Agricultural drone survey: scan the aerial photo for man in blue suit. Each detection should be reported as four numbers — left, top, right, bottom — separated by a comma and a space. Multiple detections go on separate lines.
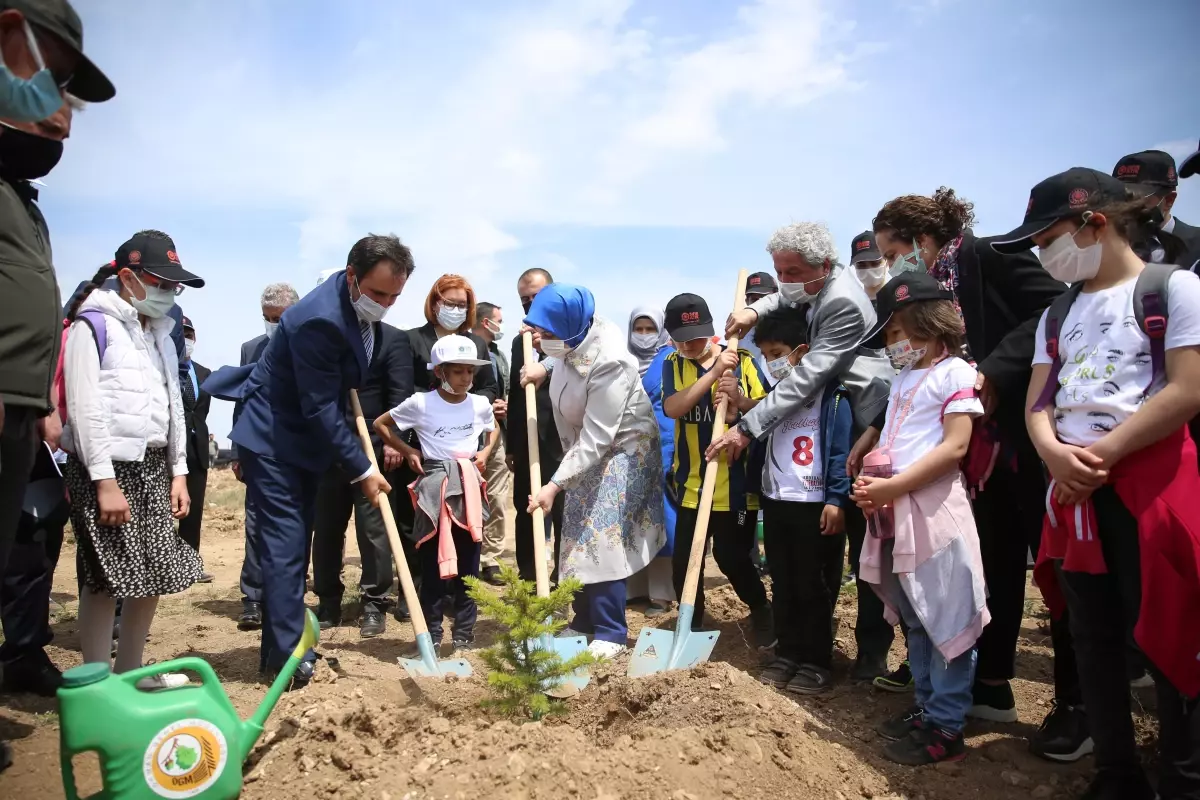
205, 235, 412, 686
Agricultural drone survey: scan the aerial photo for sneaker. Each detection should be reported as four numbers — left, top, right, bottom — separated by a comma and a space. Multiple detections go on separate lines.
587, 640, 626, 659
749, 604, 777, 650
873, 661, 914, 694
851, 656, 888, 682
842, 571, 856, 585
1079, 772, 1155, 800
644, 601, 669, 618
359, 610, 386, 638
315, 598, 341, 630
480, 565, 504, 587
876, 706, 927, 741
786, 664, 833, 696
452, 637, 476, 653
136, 672, 191, 691
1, 650, 63, 697
968, 681, 1019, 723
883, 726, 966, 766
759, 657, 800, 689
1029, 701, 1094, 763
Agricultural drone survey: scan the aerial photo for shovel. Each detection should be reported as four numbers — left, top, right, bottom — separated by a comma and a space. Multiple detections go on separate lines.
629, 268, 749, 677
350, 390, 471, 679
522, 330, 590, 696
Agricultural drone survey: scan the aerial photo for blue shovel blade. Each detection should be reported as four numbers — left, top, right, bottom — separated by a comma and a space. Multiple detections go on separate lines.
628, 619, 719, 677
397, 632, 473, 679
526, 634, 591, 693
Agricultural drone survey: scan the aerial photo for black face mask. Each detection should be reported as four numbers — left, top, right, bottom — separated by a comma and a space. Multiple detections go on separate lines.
0, 126, 64, 181
1145, 201, 1166, 230
521, 299, 533, 314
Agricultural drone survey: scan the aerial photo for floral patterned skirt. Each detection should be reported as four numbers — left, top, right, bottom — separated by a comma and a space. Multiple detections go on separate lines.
560, 432, 666, 584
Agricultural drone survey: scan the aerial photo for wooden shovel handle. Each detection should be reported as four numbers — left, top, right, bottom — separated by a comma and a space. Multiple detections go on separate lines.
523, 331, 552, 598
679, 269, 750, 606
349, 389, 429, 638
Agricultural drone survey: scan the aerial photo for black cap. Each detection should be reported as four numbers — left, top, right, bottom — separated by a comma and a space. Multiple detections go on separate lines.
5, 0, 115, 103
1112, 150, 1177, 194
1181, 139, 1200, 180
745, 271, 777, 297
664, 293, 714, 342
850, 231, 882, 265
181, 315, 194, 332
991, 167, 1130, 255
115, 232, 205, 288
863, 272, 953, 349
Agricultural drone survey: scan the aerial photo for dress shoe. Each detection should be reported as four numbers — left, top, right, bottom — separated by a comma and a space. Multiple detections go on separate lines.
392, 599, 411, 622
265, 659, 314, 692
315, 598, 341, 630
360, 610, 386, 638
480, 565, 504, 586
1, 650, 63, 697
238, 600, 262, 631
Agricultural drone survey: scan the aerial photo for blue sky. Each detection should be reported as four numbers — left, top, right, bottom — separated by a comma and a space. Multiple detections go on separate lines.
44, 0, 1200, 442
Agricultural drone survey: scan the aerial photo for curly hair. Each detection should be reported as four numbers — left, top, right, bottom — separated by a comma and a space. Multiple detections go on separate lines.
424, 274, 477, 332
873, 187, 976, 248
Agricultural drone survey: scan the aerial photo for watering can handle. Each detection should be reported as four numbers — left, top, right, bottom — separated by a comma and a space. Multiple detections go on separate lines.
349, 389, 431, 639
679, 269, 749, 606
523, 330, 551, 599
118, 656, 222, 688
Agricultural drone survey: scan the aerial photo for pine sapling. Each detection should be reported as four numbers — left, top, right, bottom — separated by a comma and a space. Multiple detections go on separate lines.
465, 565, 596, 720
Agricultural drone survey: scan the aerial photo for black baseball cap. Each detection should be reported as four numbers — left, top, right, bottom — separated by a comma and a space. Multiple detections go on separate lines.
1112, 149, 1177, 194
745, 271, 777, 297
1181, 139, 1200, 180
181, 315, 194, 332
115, 232, 205, 288
664, 293, 714, 342
849, 231, 882, 265
991, 167, 1131, 255
5, 0, 115, 103
863, 272, 953, 349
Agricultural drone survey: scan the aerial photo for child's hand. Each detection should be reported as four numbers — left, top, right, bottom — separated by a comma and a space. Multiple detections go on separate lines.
715, 371, 742, 411
819, 504, 845, 535
1053, 480, 1097, 507
405, 450, 425, 475
1043, 442, 1107, 494
96, 478, 131, 527
853, 475, 899, 511
847, 428, 880, 476
528, 481, 561, 514
170, 475, 191, 520
715, 347, 739, 375
474, 449, 489, 474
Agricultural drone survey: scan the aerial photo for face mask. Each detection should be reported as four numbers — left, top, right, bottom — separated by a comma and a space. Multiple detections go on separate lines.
778, 275, 827, 305
184, 339, 195, 360
631, 332, 659, 351
349, 272, 388, 323
127, 274, 176, 319
484, 318, 504, 341
0, 123, 63, 180
541, 338, 571, 358
440, 379, 470, 396
264, 320, 279, 338
437, 304, 468, 331
890, 240, 927, 275
885, 338, 926, 369
1038, 224, 1102, 284
765, 346, 802, 380
1146, 199, 1166, 229
0, 21, 63, 124
858, 265, 888, 288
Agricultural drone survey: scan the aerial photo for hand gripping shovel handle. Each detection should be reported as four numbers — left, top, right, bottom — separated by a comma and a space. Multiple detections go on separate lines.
349, 390, 429, 640
522, 331, 552, 598
678, 268, 750, 608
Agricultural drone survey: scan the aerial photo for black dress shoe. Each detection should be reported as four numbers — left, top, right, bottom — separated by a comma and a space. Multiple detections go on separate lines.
265, 660, 314, 692
392, 600, 411, 622
1, 650, 63, 697
481, 565, 504, 586
360, 610, 386, 638
315, 599, 341, 630
238, 600, 262, 631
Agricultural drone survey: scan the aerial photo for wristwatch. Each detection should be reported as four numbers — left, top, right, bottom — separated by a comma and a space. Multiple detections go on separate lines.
735, 418, 753, 439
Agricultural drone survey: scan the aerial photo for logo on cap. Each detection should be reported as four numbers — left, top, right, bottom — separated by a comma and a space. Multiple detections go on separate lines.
1168, 167, 1177, 181
681, 311, 700, 323
856, 240, 870, 251
128, 250, 141, 265
167, 250, 180, 264
1117, 164, 1141, 179
1026, 195, 1034, 216
895, 285, 909, 301
1068, 188, 1089, 209
749, 276, 761, 286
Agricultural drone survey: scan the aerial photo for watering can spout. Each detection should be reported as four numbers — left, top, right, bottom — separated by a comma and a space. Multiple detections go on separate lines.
238, 610, 321, 760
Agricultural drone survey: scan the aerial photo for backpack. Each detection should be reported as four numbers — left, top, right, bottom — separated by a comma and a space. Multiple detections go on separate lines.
54, 309, 109, 424
1031, 262, 1177, 412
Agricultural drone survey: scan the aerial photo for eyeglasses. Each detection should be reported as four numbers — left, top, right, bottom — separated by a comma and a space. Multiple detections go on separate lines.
139, 271, 185, 296
440, 299, 468, 310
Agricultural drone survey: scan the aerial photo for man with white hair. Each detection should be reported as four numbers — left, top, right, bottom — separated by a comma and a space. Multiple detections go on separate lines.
709, 220, 895, 681
233, 282, 300, 631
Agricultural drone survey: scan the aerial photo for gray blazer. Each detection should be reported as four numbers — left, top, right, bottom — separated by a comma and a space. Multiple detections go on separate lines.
742, 264, 892, 437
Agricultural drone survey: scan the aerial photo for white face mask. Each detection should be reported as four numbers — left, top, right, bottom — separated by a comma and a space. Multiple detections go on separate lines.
765, 345, 802, 380
184, 339, 196, 360
440, 379, 471, 396
541, 338, 571, 358
349, 272, 389, 323
890, 240, 927, 275
885, 338, 926, 369
858, 265, 889, 288
483, 318, 504, 341
631, 332, 659, 350
778, 274, 827, 305
1038, 224, 1102, 284
127, 274, 176, 319
437, 304, 468, 331
264, 320, 280, 338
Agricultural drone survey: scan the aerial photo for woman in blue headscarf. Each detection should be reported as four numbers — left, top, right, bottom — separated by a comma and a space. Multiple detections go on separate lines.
521, 285, 666, 658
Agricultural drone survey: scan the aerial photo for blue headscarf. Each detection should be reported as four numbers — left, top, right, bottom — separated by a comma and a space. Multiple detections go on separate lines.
524, 283, 595, 349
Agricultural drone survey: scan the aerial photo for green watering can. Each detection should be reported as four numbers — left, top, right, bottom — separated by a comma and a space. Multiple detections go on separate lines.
59, 610, 319, 800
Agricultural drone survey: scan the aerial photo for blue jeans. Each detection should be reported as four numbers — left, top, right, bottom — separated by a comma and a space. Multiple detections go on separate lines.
897, 587, 977, 735
572, 579, 627, 644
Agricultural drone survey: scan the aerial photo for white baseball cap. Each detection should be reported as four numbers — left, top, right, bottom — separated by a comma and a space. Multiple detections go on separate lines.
431, 335, 490, 367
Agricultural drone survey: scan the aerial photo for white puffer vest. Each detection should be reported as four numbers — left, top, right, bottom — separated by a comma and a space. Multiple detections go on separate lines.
61, 289, 187, 476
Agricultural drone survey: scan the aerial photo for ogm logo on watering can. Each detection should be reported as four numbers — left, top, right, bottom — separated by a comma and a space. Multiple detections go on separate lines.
143, 718, 228, 798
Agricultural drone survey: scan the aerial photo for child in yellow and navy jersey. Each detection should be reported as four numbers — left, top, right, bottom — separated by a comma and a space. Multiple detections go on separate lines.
661, 293, 774, 649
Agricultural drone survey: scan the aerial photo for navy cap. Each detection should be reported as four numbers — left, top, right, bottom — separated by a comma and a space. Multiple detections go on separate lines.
992, 168, 1130, 254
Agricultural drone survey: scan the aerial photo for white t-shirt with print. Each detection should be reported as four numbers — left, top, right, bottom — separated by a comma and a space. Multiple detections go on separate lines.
388, 391, 495, 461
766, 392, 824, 502
877, 357, 983, 474
1032, 270, 1200, 447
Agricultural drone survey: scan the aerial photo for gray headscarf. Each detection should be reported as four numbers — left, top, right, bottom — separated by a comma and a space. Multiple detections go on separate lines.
627, 306, 670, 376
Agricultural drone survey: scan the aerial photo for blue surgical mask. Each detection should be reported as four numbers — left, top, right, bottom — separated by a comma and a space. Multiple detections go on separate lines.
0, 21, 64, 124
890, 240, 927, 275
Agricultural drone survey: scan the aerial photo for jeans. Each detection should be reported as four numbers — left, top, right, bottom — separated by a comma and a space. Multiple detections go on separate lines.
417, 525, 480, 642
897, 584, 977, 735
673, 507, 767, 626
571, 579, 627, 644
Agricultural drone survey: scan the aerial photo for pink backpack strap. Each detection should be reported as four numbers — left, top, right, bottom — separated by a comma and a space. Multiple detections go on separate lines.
940, 387, 977, 422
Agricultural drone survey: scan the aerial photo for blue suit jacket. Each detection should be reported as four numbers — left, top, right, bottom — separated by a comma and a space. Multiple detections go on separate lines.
204, 271, 371, 477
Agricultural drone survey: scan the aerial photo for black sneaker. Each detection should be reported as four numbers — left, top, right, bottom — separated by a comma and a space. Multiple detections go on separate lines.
264, 659, 314, 692
968, 680, 1018, 723
315, 598, 341, 630
873, 661, 914, 693
480, 565, 504, 587
1079, 771, 1155, 800
1, 650, 62, 697
452, 636, 476, 653
1029, 701, 1094, 763
851, 656, 888, 682
877, 706, 927, 741
786, 664, 833, 696
883, 726, 966, 766
237, 600, 262, 631
359, 610, 386, 639
749, 604, 777, 650
759, 657, 800, 688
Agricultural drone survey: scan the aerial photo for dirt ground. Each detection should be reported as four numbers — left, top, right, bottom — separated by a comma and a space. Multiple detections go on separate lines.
0, 469, 1156, 799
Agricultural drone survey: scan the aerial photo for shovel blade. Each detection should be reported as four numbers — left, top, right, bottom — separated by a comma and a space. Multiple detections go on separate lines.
628, 625, 719, 677
397, 632, 474, 679
547, 634, 591, 692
